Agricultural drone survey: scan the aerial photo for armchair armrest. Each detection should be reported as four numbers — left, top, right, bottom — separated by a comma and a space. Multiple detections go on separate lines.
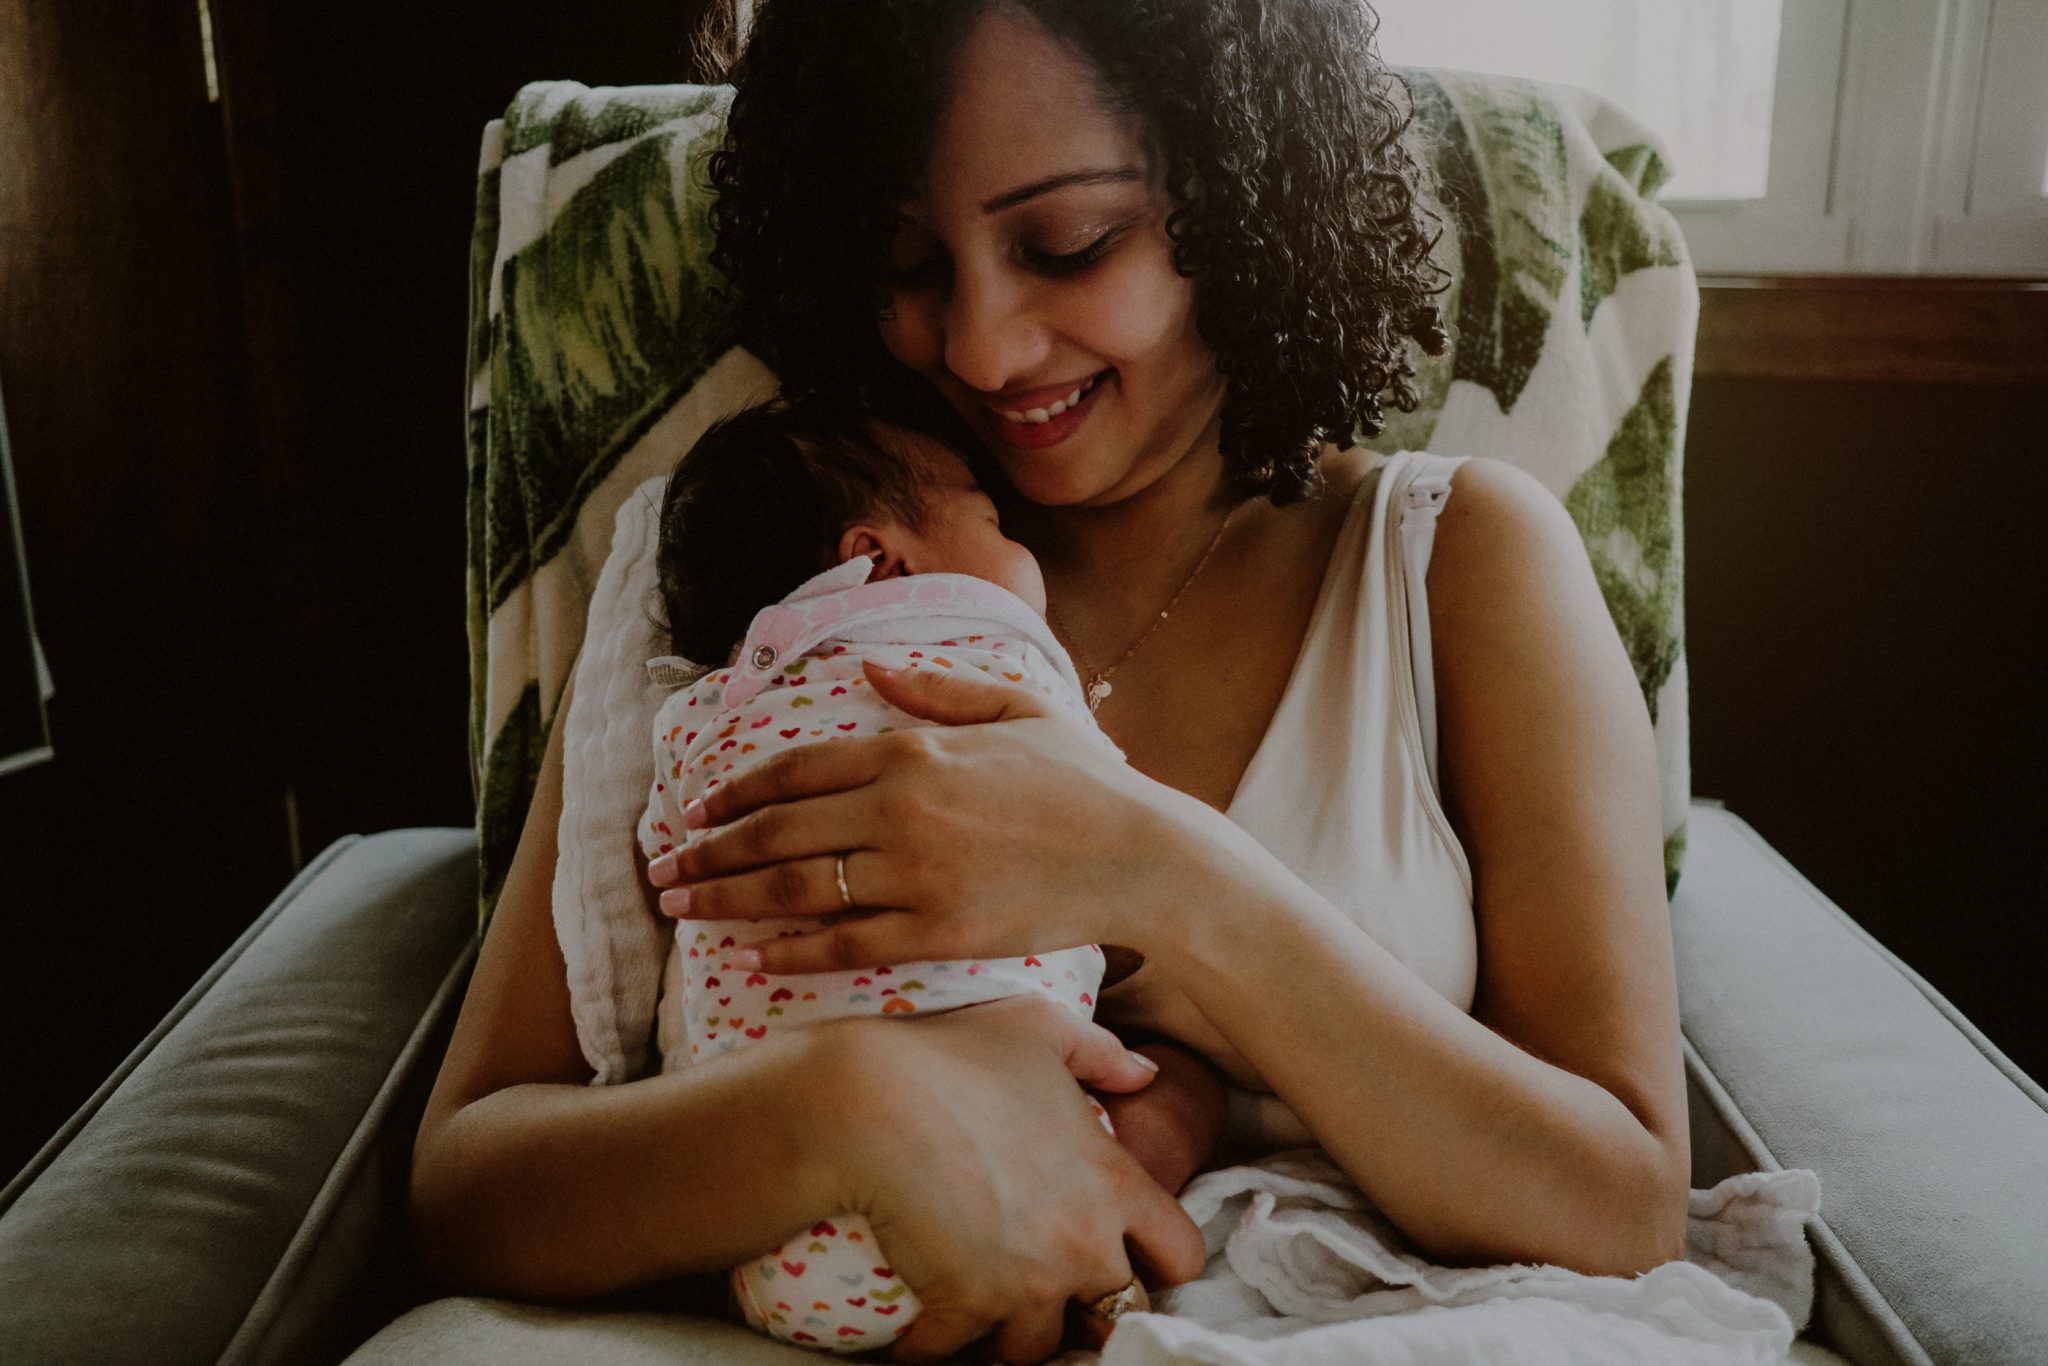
0, 827, 480, 1366
1674, 803, 2048, 1366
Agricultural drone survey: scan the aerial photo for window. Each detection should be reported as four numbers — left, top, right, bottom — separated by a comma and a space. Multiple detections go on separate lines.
1378, 0, 1784, 201
1380, 0, 2048, 276
1926, 0, 2048, 272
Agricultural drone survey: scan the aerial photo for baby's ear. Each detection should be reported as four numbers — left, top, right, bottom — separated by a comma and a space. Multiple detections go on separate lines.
838, 523, 909, 579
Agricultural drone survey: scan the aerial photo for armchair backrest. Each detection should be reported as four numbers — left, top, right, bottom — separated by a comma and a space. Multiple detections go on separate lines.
464, 70, 1697, 923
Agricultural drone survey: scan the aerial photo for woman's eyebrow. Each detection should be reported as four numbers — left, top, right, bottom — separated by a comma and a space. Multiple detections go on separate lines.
981, 167, 1142, 214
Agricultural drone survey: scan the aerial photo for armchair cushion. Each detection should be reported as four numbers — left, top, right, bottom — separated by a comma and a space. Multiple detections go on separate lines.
0, 829, 478, 1366
1676, 803, 2048, 1366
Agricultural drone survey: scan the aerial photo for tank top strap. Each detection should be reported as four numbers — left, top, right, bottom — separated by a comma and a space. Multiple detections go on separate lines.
1392, 452, 1470, 791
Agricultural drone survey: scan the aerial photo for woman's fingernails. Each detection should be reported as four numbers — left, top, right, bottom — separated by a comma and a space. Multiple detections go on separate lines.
726, 948, 763, 971
659, 888, 691, 918
1131, 1052, 1161, 1072
648, 853, 679, 886
683, 799, 708, 830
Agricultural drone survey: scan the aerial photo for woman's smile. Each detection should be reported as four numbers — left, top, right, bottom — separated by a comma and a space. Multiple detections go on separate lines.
983, 369, 1115, 449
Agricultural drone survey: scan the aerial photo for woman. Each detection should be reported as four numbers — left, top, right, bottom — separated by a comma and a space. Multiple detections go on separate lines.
409, 2, 1691, 1363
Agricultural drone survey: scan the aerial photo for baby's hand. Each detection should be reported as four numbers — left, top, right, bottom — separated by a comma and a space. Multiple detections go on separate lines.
1090, 1037, 1229, 1198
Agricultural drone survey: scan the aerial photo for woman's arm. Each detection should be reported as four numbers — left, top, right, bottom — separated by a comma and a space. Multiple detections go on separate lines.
411, 676, 1202, 1363
1135, 458, 1689, 1276
411, 678, 851, 1296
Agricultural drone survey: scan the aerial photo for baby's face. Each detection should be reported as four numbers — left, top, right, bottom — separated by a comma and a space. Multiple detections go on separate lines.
881, 429, 1047, 615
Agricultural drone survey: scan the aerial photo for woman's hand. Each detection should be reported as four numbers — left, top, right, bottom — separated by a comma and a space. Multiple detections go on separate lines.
817, 996, 1208, 1364
647, 659, 1204, 974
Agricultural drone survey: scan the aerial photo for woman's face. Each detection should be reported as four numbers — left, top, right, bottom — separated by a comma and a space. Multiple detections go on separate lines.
877, 7, 1226, 510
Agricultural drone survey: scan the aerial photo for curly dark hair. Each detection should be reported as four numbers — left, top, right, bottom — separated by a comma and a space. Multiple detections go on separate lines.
656, 397, 933, 665
701, 0, 1450, 507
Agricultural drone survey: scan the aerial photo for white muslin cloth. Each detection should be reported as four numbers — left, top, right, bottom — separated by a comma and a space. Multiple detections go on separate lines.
1076, 1149, 1836, 1366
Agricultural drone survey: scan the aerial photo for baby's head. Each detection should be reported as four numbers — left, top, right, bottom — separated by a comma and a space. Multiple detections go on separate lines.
657, 397, 1045, 665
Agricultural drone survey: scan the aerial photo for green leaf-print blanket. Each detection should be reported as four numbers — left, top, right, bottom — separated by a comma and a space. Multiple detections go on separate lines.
465, 69, 1697, 928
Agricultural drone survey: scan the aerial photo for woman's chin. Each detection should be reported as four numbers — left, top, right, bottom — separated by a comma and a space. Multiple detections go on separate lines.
991, 446, 1109, 508
1004, 462, 1130, 510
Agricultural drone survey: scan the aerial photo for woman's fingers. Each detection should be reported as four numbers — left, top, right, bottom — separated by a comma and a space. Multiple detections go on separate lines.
661, 851, 892, 926
1069, 1277, 1152, 1353
648, 735, 892, 885
987, 1300, 1072, 1365
864, 657, 1055, 725
659, 788, 881, 889
885, 1304, 992, 1365
1125, 1178, 1211, 1288
732, 907, 916, 974
1028, 1001, 1166, 1095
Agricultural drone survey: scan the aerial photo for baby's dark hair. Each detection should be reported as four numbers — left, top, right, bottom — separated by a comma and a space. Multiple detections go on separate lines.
657, 397, 932, 665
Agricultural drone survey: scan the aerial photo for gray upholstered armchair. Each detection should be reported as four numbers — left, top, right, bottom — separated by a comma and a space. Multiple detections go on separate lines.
3, 72, 2043, 1366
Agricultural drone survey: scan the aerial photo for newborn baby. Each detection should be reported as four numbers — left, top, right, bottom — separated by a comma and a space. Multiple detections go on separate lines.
639, 397, 1225, 1355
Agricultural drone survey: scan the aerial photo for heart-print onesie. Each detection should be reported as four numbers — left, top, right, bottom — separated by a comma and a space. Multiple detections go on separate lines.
639, 556, 1121, 1355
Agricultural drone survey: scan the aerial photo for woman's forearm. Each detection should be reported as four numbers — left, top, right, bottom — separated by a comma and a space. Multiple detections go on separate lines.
410, 1029, 838, 1301
1140, 808, 1684, 1278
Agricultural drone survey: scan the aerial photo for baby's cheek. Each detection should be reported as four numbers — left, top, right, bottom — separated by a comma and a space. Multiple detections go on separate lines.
1005, 543, 1048, 616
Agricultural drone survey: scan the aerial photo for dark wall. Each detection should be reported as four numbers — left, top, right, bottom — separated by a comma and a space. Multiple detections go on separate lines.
0, 0, 295, 1182
0, 0, 701, 1181
1685, 375, 2048, 1085
219, 0, 703, 860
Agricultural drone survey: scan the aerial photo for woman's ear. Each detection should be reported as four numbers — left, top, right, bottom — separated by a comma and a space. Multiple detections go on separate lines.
839, 522, 911, 579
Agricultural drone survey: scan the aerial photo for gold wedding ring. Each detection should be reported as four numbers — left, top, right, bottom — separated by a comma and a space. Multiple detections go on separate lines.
1083, 1278, 1145, 1323
834, 853, 854, 911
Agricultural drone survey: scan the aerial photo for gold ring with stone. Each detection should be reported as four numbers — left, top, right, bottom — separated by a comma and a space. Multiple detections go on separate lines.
1083, 1278, 1144, 1323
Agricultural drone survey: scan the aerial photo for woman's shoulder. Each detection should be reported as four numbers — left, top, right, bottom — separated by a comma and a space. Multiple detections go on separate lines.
1428, 456, 1593, 619
1423, 451, 1655, 836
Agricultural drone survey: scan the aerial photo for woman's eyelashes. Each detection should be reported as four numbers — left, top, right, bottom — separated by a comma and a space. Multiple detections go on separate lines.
1022, 225, 1124, 275
885, 223, 1129, 286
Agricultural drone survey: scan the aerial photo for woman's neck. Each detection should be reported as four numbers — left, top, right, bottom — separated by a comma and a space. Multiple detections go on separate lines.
1014, 443, 1240, 598
1011, 444, 1245, 634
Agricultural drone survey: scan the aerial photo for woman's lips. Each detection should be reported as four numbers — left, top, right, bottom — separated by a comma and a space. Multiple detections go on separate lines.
986, 370, 1113, 450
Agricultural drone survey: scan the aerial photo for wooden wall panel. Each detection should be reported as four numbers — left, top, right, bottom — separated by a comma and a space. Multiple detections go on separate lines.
0, 0, 291, 1176
1698, 277, 2048, 386
1686, 375, 2048, 1085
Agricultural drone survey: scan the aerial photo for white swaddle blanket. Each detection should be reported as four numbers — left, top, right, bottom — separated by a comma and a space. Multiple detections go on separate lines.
554, 483, 1838, 1364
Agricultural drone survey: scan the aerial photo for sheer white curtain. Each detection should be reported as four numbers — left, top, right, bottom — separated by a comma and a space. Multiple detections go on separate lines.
1376, 0, 1784, 200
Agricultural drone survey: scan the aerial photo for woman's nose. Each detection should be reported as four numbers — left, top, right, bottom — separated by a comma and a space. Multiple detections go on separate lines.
941, 270, 1050, 396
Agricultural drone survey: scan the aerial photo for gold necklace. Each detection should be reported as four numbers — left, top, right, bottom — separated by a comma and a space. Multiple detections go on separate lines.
1048, 501, 1242, 712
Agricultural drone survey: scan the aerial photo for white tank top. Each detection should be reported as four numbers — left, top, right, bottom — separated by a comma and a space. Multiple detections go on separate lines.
1214, 448, 1477, 1156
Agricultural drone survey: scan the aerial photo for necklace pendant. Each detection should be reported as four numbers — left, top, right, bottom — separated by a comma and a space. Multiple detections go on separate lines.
1086, 677, 1113, 711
